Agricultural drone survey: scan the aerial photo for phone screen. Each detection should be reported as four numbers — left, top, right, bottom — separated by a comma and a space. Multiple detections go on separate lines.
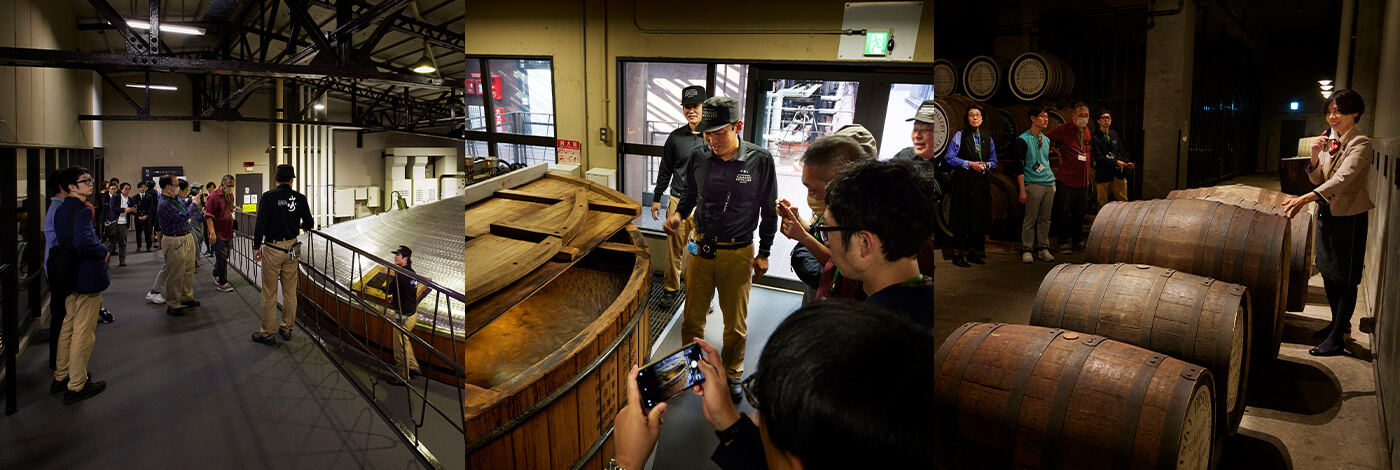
637, 342, 706, 413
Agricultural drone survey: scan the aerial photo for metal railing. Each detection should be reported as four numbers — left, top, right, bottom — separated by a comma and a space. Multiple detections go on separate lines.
228, 211, 467, 469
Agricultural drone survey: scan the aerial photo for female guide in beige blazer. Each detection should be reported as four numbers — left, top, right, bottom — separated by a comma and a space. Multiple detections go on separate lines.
1281, 89, 1373, 357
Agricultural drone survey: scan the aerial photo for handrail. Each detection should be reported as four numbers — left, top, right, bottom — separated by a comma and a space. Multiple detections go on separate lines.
225, 209, 468, 469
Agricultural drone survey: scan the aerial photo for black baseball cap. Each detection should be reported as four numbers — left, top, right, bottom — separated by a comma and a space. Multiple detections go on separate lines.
392, 245, 413, 258
697, 96, 742, 133
907, 99, 937, 123
681, 86, 707, 106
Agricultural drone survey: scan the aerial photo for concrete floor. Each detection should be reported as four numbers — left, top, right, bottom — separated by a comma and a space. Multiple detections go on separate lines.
932, 173, 1386, 469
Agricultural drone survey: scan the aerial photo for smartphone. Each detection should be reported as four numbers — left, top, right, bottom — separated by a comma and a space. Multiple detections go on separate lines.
636, 342, 706, 413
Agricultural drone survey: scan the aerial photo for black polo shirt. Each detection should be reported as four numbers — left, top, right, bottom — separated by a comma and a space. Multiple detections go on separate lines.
653, 125, 706, 205
252, 184, 314, 250
675, 140, 778, 257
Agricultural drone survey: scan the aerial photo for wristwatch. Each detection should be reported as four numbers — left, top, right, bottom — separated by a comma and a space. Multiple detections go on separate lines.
606, 459, 627, 470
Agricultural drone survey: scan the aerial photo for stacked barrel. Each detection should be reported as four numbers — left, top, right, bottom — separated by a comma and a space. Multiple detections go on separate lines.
927, 52, 1080, 242
935, 184, 1315, 469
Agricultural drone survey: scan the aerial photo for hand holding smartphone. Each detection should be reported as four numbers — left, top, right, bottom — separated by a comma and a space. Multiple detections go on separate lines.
636, 342, 706, 414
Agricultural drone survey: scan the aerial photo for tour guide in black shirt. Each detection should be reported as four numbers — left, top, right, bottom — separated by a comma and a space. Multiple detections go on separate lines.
250, 164, 314, 345
664, 96, 778, 403
650, 85, 708, 308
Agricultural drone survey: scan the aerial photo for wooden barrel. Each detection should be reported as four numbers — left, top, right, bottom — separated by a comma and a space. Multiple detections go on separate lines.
935, 322, 1216, 470
1165, 185, 1315, 313
1086, 199, 1291, 364
987, 172, 1024, 241
1031, 263, 1251, 435
932, 59, 964, 97
962, 55, 1012, 102
1000, 104, 1032, 140
1296, 136, 1323, 157
1279, 157, 1319, 196
1009, 52, 1077, 101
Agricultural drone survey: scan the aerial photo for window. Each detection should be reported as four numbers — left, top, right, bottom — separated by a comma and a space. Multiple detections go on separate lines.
464, 57, 557, 167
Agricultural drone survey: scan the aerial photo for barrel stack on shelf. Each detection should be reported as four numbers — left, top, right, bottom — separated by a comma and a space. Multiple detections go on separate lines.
962, 55, 1012, 102
932, 59, 964, 97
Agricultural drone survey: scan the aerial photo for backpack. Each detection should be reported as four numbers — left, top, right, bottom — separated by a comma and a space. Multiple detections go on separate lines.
46, 204, 82, 293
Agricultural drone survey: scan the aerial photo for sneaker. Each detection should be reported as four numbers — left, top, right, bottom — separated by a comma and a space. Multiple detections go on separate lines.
1074, 241, 1087, 251
1058, 244, 1073, 255
278, 328, 294, 341
50, 377, 69, 394
250, 333, 277, 345
62, 380, 106, 405
216, 282, 233, 292
1038, 249, 1056, 262
1022, 252, 1034, 264
146, 291, 166, 304
97, 308, 114, 324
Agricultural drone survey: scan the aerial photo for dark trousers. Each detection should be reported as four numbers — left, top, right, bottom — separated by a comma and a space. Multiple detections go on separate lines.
134, 218, 153, 250
213, 239, 230, 284
107, 224, 128, 261
47, 286, 69, 370
1323, 277, 1359, 334
1051, 182, 1091, 245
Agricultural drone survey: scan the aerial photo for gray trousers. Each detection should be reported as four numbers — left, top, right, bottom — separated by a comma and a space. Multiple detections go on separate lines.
1022, 183, 1055, 252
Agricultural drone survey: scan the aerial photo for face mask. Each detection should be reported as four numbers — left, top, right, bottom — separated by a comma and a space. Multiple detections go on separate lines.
1075, 118, 1089, 127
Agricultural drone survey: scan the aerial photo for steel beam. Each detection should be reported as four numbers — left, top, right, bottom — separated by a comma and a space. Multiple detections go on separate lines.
0, 47, 458, 90
77, 114, 464, 140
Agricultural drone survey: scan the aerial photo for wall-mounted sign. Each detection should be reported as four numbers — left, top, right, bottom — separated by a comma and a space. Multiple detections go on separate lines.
558, 139, 582, 165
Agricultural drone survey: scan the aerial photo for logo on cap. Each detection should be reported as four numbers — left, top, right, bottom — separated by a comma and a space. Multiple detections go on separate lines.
684, 88, 699, 99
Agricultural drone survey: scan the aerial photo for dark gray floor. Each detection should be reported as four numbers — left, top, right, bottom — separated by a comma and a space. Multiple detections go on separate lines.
0, 247, 426, 470
646, 285, 803, 470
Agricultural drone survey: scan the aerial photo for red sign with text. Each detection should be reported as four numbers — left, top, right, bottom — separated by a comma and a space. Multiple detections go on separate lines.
466, 73, 503, 100
557, 139, 582, 164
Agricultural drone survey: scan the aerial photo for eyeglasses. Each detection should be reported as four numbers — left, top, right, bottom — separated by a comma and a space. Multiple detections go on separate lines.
810, 221, 855, 233
75, 178, 93, 186
739, 372, 761, 410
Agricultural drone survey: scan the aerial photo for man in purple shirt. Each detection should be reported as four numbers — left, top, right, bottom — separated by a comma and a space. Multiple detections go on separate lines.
156, 174, 202, 316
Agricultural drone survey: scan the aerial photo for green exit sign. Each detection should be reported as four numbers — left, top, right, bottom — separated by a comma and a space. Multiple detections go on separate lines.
864, 31, 891, 56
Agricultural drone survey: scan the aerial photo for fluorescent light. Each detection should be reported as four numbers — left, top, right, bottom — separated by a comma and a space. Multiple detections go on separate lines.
125, 83, 178, 91
313, 103, 326, 111
121, 19, 205, 36
1318, 80, 1332, 86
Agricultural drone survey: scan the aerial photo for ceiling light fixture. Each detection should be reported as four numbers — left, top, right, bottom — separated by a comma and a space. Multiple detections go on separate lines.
125, 83, 178, 91
411, 51, 436, 74
1318, 79, 1332, 86
1320, 84, 1334, 91
313, 103, 326, 111
121, 19, 205, 36
1321, 91, 1333, 98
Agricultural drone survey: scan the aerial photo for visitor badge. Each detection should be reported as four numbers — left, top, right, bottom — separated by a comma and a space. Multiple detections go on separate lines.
1078, 154, 1088, 161
1033, 163, 1045, 173
687, 241, 699, 255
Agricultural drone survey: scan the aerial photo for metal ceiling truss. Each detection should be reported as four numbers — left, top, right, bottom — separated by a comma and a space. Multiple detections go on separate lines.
0, 0, 465, 137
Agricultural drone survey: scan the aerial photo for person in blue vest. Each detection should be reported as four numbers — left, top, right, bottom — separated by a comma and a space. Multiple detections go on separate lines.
943, 104, 998, 267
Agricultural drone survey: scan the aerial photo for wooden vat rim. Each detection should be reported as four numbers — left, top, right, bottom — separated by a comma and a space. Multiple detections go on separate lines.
465, 226, 651, 451
465, 225, 649, 408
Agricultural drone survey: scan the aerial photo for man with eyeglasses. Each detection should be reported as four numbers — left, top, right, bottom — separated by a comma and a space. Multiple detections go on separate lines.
46, 167, 111, 404
664, 96, 778, 404
156, 174, 203, 317
612, 301, 935, 470
651, 85, 708, 309
1091, 109, 1133, 207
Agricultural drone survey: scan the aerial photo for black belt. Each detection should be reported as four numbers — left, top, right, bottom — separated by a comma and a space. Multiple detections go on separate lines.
164, 232, 190, 237
715, 241, 752, 250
